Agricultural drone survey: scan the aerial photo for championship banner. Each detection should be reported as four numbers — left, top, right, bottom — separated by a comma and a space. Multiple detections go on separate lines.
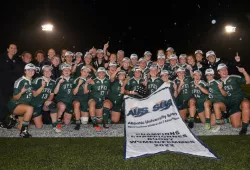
124, 84, 218, 159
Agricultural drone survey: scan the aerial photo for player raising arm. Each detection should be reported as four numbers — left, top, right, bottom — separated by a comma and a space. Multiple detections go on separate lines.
218, 63, 250, 135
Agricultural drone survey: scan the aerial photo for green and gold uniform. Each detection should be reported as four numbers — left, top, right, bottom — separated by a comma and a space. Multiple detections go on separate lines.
174, 77, 192, 110
221, 75, 248, 115
8, 76, 33, 114
147, 77, 163, 95
31, 77, 56, 118
107, 79, 124, 112
165, 64, 179, 80
88, 77, 110, 109
190, 80, 208, 113
207, 79, 227, 104
73, 77, 89, 112
55, 76, 74, 114
125, 77, 145, 98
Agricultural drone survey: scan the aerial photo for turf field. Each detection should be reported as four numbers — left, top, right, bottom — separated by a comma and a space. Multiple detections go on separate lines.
0, 136, 250, 170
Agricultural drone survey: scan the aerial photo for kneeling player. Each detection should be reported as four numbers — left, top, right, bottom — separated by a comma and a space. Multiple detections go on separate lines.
218, 64, 250, 135
103, 70, 126, 126
7, 64, 36, 137
146, 65, 163, 95
205, 68, 227, 132
54, 64, 74, 131
174, 67, 192, 121
72, 66, 91, 130
160, 70, 178, 98
189, 70, 211, 129
31, 65, 58, 131
87, 67, 110, 131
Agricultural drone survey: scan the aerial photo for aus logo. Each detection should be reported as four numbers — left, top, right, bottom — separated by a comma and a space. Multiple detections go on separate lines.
153, 99, 172, 112
127, 107, 149, 117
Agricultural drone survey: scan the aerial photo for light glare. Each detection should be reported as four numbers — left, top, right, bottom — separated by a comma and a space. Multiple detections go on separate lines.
225, 25, 236, 33
42, 24, 53, 31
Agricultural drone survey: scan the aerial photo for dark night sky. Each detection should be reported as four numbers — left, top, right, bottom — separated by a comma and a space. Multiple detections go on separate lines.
1, 0, 250, 63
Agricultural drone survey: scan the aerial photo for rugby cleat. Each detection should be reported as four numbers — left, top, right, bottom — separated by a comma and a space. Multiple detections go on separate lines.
74, 124, 80, 130
103, 124, 109, 129
19, 130, 32, 138
239, 128, 247, 135
188, 121, 194, 129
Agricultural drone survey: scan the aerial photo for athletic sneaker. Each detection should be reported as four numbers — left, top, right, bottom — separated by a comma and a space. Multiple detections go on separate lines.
19, 130, 32, 138
205, 123, 211, 130
211, 125, 220, 132
93, 124, 101, 131
56, 123, 62, 130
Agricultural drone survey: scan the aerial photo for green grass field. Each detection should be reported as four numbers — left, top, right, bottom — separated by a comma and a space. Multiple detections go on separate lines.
0, 136, 250, 170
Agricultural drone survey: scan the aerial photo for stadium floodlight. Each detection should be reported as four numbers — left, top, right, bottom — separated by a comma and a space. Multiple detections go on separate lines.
42, 24, 53, 31
225, 25, 236, 33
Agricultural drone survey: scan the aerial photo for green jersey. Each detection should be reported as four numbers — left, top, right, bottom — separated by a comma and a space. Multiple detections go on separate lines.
220, 75, 247, 100
55, 76, 74, 103
190, 80, 208, 101
88, 77, 110, 100
73, 77, 88, 101
108, 79, 124, 100
31, 77, 56, 106
74, 63, 84, 78
125, 77, 145, 97
174, 77, 192, 101
147, 77, 163, 95
165, 64, 179, 80
207, 79, 226, 103
12, 76, 33, 104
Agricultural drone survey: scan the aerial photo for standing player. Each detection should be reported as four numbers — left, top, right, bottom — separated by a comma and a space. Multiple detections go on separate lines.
7, 63, 36, 138
31, 65, 57, 131
217, 63, 250, 135
54, 64, 74, 131
86, 67, 110, 130
189, 70, 211, 129
72, 66, 91, 130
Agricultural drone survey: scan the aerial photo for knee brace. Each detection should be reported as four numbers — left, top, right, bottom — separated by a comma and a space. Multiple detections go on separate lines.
48, 102, 57, 113
80, 117, 89, 124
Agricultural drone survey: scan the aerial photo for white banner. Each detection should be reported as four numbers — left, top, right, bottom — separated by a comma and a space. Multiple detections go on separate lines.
124, 84, 218, 159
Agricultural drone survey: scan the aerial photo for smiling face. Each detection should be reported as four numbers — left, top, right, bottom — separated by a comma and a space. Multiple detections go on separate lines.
218, 67, 228, 79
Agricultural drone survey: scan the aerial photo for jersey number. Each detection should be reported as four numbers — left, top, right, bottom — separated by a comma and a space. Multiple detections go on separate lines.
41, 94, 48, 99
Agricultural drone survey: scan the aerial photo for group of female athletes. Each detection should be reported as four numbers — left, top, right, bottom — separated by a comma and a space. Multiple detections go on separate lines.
7, 47, 250, 138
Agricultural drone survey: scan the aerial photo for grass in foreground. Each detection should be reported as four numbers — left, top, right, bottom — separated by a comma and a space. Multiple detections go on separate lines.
0, 136, 250, 170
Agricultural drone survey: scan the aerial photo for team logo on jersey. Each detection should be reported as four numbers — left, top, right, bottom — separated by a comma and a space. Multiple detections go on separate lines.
152, 99, 173, 112
96, 81, 100, 83
127, 106, 150, 117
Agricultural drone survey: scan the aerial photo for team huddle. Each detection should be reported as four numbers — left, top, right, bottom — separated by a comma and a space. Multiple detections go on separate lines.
6, 45, 250, 138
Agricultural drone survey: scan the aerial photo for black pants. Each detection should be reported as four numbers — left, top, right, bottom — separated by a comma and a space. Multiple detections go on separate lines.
0, 87, 12, 123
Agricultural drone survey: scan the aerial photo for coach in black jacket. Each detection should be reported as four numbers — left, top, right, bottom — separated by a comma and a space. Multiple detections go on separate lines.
0, 44, 18, 128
